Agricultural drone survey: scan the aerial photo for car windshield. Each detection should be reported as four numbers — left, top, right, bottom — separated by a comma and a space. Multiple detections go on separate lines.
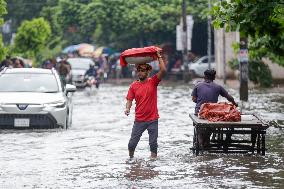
67, 58, 93, 70
192, 57, 201, 63
193, 56, 215, 63
0, 73, 59, 92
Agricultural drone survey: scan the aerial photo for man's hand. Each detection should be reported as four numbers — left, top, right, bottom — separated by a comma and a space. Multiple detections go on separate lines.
124, 109, 130, 116
157, 50, 162, 58
125, 100, 132, 116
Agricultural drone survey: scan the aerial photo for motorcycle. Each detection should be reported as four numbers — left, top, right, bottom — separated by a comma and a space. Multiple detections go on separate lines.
84, 75, 100, 95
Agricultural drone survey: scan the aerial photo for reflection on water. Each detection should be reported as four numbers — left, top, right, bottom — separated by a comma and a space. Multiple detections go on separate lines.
0, 83, 283, 188
125, 159, 159, 181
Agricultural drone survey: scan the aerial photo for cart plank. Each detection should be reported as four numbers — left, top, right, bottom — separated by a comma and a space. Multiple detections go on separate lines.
189, 114, 269, 129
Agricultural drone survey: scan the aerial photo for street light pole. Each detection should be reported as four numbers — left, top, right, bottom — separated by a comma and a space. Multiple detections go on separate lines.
182, 0, 190, 82
223, 28, 227, 84
207, 0, 212, 69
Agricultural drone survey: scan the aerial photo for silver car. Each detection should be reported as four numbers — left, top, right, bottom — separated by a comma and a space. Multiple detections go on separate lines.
0, 68, 76, 129
188, 56, 216, 77
67, 57, 95, 87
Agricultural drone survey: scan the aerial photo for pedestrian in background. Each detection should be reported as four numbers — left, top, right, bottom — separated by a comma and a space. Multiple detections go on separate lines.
12, 58, 25, 68
124, 50, 166, 159
58, 59, 71, 86
0, 56, 13, 70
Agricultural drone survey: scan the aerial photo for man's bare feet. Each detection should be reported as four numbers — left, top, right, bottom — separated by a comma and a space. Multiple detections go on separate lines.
129, 150, 134, 158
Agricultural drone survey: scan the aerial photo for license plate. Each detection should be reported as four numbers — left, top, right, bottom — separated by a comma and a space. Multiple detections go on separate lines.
14, 118, 30, 127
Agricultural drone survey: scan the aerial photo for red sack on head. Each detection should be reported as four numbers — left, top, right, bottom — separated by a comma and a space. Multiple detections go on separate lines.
199, 102, 241, 122
120, 46, 162, 67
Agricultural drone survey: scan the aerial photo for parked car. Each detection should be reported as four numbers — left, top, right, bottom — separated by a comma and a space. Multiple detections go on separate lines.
0, 68, 76, 129
67, 57, 94, 87
188, 56, 216, 77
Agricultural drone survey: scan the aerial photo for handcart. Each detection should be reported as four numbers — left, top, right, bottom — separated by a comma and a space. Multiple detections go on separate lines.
189, 114, 269, 156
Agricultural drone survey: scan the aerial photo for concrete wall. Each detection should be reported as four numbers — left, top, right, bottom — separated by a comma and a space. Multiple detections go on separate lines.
214, 29, 239, 79
214, 29, 284, 81
263, 58, 284, 82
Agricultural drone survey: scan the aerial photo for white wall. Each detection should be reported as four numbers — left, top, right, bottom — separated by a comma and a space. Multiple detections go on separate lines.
263, 58, 284, 80
214, 29, 239, 79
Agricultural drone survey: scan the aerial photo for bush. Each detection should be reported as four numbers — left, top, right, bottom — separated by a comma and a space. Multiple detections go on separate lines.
228, 58, 239, 70
248, 60, 272, 87
228, 58, 272, 87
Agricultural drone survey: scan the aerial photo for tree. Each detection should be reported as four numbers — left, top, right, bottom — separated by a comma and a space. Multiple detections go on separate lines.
0, 0, 7, 61
40, 0, 63, 48
13, 17, 51, 66
56, 0, 92, 44
212, 0, 284, 67
87, 0, 181, 50
5, 0, 48, 33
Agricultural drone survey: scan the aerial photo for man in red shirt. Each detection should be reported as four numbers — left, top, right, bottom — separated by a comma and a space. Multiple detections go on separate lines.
125, 51, 166, 159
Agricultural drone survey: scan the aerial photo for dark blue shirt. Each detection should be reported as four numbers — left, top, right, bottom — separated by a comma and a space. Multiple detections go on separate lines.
85, 67, 97, 77
191, 81, 229, 115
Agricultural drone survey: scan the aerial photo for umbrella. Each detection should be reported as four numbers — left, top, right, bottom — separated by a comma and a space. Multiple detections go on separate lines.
78, 44, 95, 57
109, 52, 121, 61
62, 45, 80, 54
93, 47, 114, 57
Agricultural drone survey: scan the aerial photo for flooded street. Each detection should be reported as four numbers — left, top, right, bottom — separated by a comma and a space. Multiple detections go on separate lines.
0, 82, 284, 188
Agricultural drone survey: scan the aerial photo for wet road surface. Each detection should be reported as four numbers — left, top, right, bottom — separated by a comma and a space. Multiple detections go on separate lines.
0, 83, 284, 188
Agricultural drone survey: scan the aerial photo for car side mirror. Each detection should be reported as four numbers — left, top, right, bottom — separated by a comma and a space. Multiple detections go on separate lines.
65, 84, 76, 93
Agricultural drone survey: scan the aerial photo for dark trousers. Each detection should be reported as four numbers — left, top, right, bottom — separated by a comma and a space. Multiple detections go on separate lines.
128, 120, 158, 154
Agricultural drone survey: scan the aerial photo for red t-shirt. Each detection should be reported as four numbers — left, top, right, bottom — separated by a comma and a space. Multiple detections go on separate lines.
126, 74, 161, 122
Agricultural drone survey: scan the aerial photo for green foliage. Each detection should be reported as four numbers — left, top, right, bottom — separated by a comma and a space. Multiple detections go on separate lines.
212, 0, 284, 67
56, 0, 90, 44
5, 0, 49, 33
88, 0, 182, 49
0, 35, 7, 61
13, 18, 51, 66
40, 4, 62, 46
0, 0, 6, 26
228, 58, 272, 87
228, 58, 239, 70
4, 0, 214, 57
249, 60, 272, 88
0, 0, 7, 61
189, 0, 213, 21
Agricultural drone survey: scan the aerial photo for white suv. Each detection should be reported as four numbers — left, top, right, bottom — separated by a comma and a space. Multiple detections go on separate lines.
188, 56, 216, 77
0, 68, 76, 129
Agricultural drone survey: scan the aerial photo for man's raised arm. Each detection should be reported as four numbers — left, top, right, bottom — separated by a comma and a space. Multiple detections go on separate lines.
157, 51, 166, 80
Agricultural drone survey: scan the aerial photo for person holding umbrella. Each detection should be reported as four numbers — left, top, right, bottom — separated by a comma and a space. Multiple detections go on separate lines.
124, 50, 166, 159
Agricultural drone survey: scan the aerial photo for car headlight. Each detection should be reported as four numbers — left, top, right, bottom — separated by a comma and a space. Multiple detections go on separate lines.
44, 101, 66, 108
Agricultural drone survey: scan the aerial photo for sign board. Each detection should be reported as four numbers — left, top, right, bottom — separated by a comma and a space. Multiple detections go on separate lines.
238, 49, 249, 62
176, 15, 194, 51
176, 25, 183, 51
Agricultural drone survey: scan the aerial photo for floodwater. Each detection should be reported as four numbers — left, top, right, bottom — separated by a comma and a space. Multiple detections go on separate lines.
0, 82, 283, 189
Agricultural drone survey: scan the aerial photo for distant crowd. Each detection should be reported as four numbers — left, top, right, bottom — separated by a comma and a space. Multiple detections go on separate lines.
0, 56, 32, 70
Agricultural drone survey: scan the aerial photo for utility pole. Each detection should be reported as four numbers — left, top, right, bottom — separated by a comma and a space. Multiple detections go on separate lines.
239, 37, 248, 102
207, 0, 212, 69
223, 28, 227, 84
182, 0, 190, 82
